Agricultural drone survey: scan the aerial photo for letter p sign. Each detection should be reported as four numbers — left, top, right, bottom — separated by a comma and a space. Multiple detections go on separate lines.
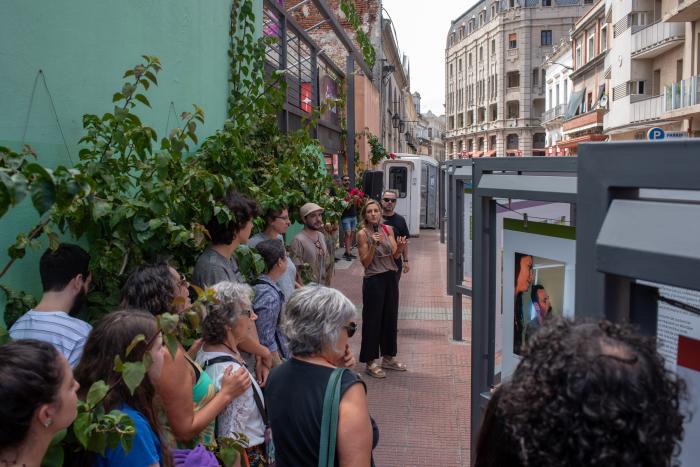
647, 127, 666, 140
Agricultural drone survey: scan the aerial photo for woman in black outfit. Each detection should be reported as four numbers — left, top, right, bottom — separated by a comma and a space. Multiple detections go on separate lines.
265, 286, 376, 467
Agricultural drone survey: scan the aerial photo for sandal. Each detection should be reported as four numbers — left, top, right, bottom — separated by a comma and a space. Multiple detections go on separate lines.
365, 362, 386, 379
381, 358, 407, 371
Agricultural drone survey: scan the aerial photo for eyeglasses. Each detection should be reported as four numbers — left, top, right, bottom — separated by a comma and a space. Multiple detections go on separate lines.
242, 309, 254, 318
382, 198, 397, 203
177, 274, 189, 289
343, 321, 357, 338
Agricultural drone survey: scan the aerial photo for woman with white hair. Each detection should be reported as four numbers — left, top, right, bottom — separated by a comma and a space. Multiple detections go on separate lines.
195, 282, 268, 467
265, 286, 376, 467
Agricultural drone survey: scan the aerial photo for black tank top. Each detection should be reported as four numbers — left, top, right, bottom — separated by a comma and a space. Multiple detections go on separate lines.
265, 358, 377, 466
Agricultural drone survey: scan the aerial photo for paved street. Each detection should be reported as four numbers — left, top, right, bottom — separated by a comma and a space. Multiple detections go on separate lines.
333, 229, 473, 466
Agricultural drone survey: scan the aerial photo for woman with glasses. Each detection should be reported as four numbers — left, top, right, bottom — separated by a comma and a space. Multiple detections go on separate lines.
195, 282, 268, 467
357, 199, 408, 379
122, 262, 250, 450
248, 206, 300, 302
265, 286, 376, 467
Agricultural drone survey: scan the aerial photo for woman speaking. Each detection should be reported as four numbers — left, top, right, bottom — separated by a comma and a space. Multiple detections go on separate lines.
357, 199, 408, 379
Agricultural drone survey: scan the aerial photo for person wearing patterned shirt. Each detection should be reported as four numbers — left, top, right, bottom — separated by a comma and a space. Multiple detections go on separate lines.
9, 244, 92, 367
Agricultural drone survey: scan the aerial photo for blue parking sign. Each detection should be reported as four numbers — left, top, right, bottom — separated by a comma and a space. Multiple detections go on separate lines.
647, 127, 666, 140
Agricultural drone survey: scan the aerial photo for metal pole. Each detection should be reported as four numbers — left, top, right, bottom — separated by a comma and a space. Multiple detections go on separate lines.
346, 55, 356, 186
452, 177, 464, 341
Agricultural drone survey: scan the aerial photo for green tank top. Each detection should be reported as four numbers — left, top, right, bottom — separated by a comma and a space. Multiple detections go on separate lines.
162, 356, 217, 448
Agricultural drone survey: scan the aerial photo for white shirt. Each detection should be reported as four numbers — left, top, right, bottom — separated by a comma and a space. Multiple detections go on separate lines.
195, 349, 266, 446
9, 310, 92, 367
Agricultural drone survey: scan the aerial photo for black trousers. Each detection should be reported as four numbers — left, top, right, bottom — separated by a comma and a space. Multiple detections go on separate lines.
360, 270, 399, 363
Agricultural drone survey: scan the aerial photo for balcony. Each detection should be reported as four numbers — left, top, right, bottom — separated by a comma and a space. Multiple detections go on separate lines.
563, 109, 605, 133
631, 21, 685, 59
542, 104, 567, 124
630, 95, 663, 122
664, 0, 700, 21
664, 75, 700, 114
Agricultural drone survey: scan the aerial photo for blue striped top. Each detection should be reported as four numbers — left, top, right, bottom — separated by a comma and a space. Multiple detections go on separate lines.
9, 310, 92, 367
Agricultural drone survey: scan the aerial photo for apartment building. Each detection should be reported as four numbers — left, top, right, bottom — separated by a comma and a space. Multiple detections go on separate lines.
604, 0, 686, 139
558, 0, 608, 154
542, 39, 573, 155
661, 0, 700, 135
445, 0, 593, 159
423, 110, 447, 161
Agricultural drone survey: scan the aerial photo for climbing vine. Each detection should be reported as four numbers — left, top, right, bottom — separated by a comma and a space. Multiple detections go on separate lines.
339, 0, 377, 69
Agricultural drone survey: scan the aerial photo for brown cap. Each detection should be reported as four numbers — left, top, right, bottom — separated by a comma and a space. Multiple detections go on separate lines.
300, 202, 324, 219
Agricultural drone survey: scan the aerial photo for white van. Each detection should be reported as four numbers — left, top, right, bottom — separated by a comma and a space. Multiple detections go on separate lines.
381, 154, 440, 236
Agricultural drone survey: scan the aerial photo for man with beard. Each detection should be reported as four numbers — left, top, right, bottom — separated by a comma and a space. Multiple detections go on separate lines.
290, 203, 330, 285
381, 190, 410, 281
9, 243, 92, 367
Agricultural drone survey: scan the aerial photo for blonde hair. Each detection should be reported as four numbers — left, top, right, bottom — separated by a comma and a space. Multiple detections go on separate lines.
360, 199, 382, 229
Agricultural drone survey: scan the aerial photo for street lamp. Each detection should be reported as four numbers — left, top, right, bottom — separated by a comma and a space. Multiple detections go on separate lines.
399, 121, 406, 134
392, 112, 401, 129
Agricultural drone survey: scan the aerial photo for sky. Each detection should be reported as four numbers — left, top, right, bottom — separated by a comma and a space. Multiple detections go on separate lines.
381, 0, 475, 116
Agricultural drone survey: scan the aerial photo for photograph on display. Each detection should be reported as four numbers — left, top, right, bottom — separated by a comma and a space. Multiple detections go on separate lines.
513, 252, 566, 355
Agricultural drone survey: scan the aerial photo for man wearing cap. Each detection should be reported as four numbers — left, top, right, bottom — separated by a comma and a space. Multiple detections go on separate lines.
290, 203, 329, 285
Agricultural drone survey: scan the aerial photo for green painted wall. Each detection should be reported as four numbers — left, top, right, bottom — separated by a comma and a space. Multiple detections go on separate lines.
0, 0, 262, 317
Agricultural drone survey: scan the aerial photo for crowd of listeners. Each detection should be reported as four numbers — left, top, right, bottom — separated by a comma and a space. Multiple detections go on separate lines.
0, 189, 690, 467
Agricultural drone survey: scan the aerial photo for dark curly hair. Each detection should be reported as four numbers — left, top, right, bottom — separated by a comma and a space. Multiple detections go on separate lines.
494, 318, 686, 467
207, 191, 259, 245
0, 340, 64, 449
255, 239, 286, 272
121, 262, 177, 316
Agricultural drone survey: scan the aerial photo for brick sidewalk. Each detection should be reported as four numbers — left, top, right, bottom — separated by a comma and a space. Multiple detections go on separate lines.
333, 230, 472, 467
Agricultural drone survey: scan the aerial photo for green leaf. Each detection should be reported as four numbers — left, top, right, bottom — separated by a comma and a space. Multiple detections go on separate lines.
72, 412, 91, 448
112, 92, 124, 102
218, 447, 239, 467
122, 361, 146, 395
163, 332, 179, 360
125, 333, 146, 356
134, 94, 151, 108
86, 380, 109, 408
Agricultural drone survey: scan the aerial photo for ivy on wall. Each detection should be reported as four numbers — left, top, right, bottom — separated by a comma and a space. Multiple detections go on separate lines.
339, 0, 377, 69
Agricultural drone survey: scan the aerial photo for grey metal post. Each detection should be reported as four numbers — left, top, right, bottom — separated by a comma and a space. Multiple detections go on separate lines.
446, 166, 456, 295
346, 55, 356, 186
311, 51, 318, 140
452, 176, 464, 341
279, 13, 288, 133
439, 164, 446, 243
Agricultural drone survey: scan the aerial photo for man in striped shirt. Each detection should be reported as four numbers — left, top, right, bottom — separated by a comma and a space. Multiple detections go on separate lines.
9, 243, 92, 367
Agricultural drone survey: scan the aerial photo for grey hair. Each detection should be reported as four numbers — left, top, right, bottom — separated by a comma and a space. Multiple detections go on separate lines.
201, 282, 253, 344
281, 285, 357, 356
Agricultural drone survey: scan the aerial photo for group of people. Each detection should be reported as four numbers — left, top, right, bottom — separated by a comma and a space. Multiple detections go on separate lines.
0, 189, 384, 467
0, 183, 418, 467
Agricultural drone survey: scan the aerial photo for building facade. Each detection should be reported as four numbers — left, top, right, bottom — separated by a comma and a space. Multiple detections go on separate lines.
422, 110, 447, 160
542, 40, 573, 155
445, 0, 593, 159
558, 0, 608, 154
660, 0, 700, 136
604, 0, 686, 140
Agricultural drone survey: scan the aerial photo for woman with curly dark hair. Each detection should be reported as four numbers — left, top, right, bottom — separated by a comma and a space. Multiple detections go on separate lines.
122, 263, 250, 450
475, 318, 686, 467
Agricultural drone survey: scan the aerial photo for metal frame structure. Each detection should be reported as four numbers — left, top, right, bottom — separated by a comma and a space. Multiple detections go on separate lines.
460, 140, 700, 466
263, 0, 375, 184
577, 140, 700, 323
465, 156, 577, 465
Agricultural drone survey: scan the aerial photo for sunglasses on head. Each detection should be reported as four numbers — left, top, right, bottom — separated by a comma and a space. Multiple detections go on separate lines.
382, 198, 397, 203
343, 321, 357, 338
